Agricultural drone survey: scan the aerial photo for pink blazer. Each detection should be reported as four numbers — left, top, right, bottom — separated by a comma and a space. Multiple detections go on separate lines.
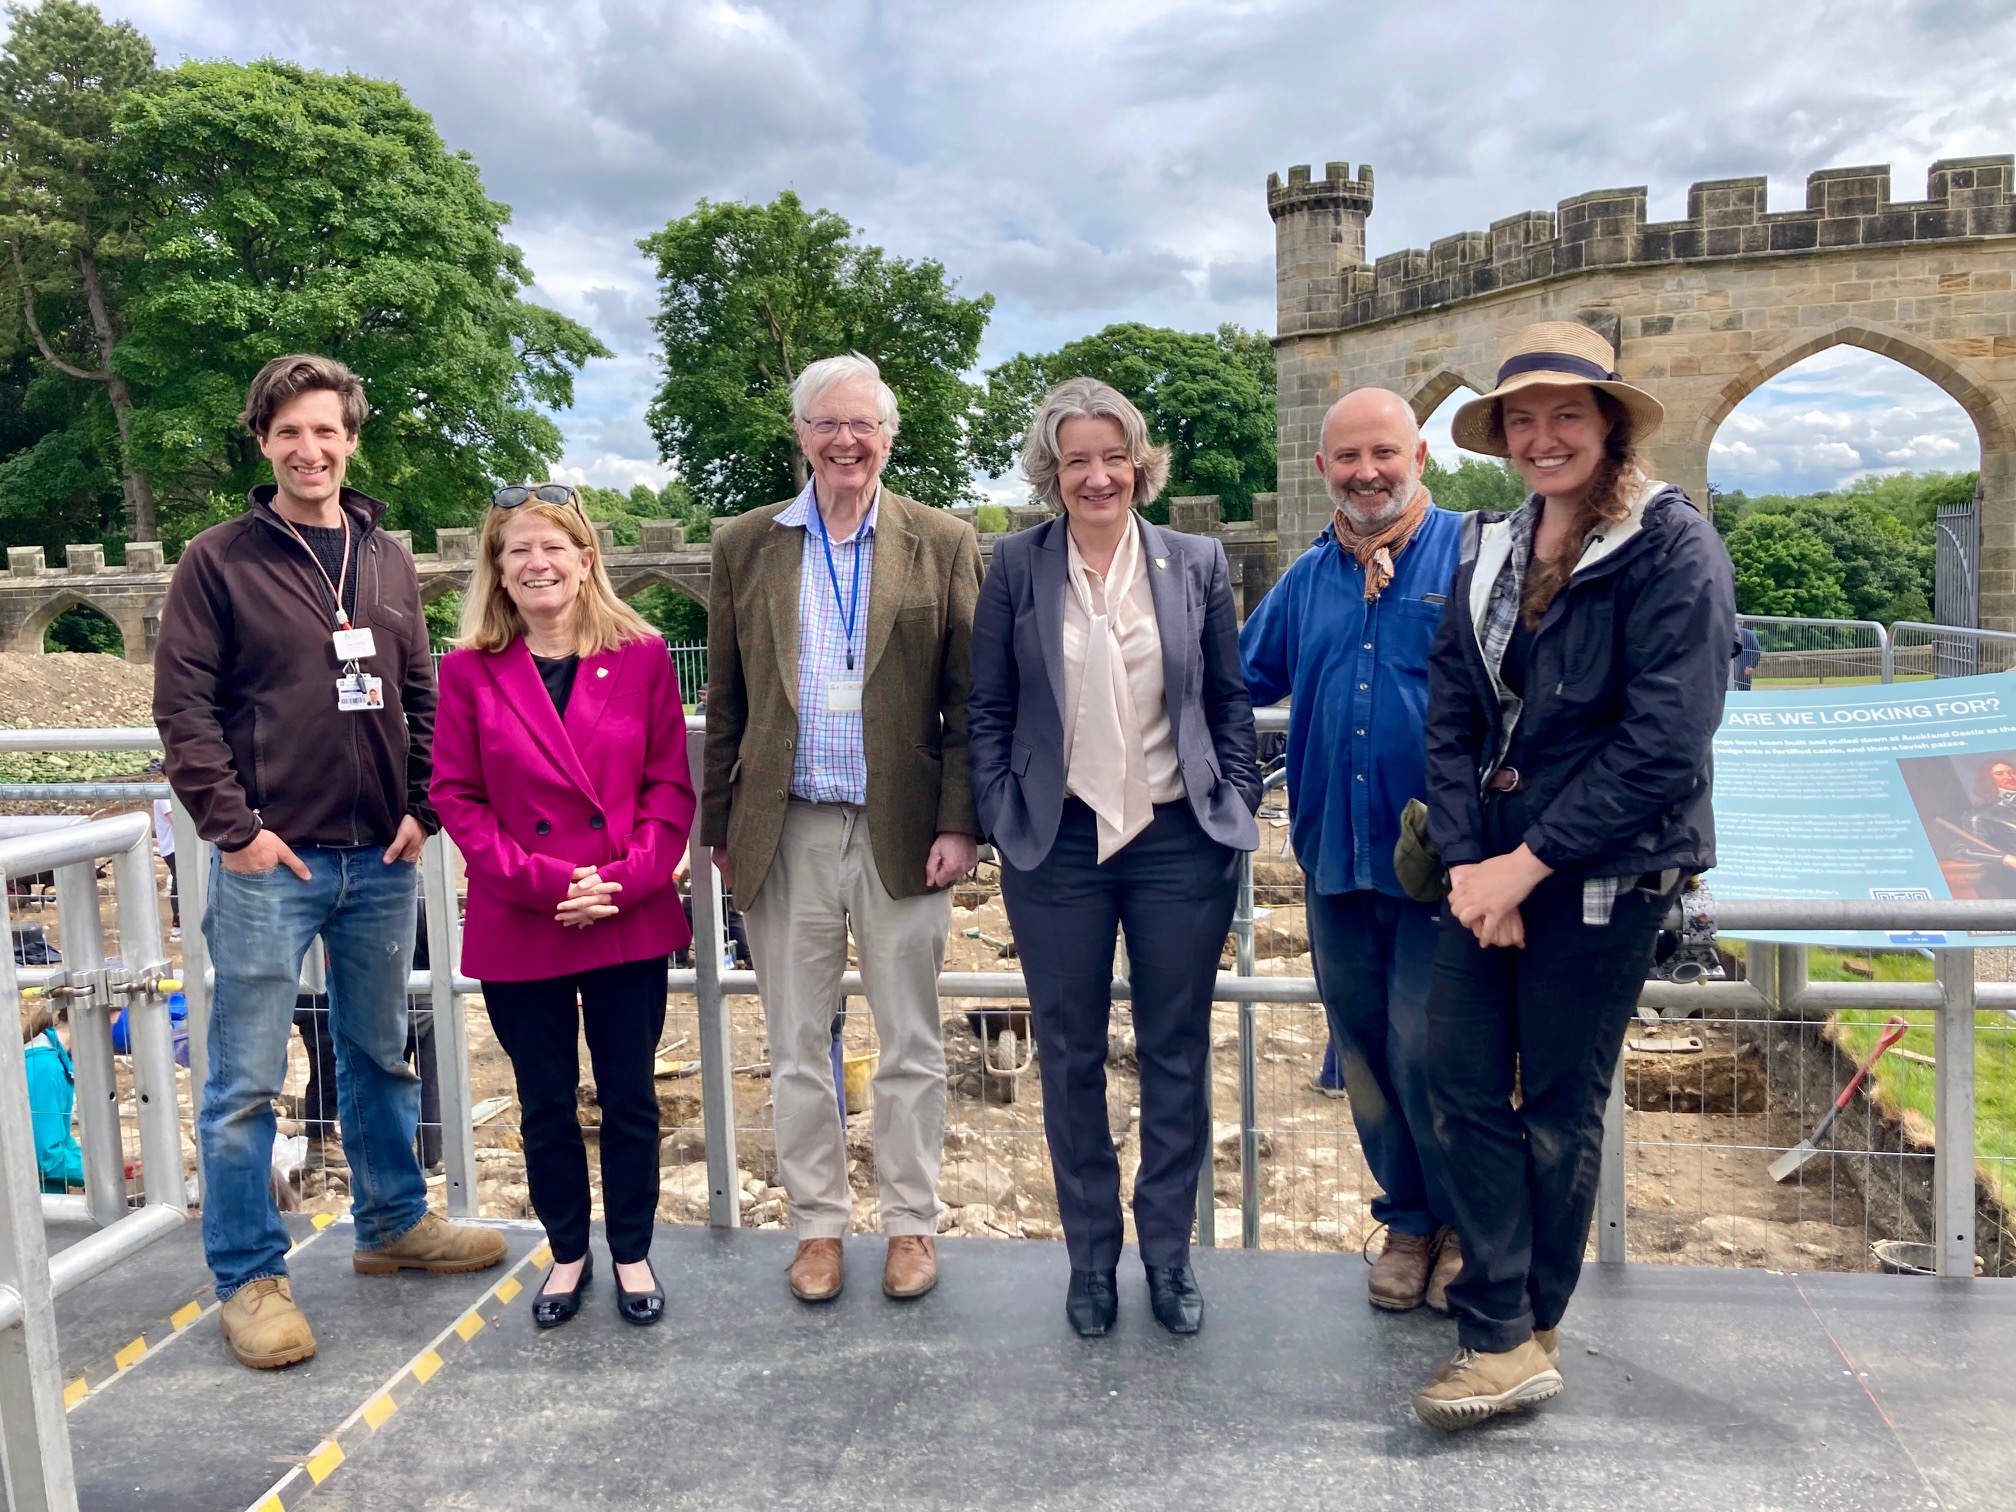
431, 635, 696, 982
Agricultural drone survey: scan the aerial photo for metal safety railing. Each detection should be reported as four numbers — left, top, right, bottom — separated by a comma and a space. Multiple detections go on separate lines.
1733, 613, 1892, 687
4, 718, 2015, 1502
1, 811, 188, 1512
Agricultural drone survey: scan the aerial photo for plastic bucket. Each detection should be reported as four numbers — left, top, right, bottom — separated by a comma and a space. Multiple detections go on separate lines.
842, 1050, 878, 1115
1872, 1240, 1936, 1275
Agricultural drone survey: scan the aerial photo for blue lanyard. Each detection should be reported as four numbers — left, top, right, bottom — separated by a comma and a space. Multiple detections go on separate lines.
811, 494, 865, 672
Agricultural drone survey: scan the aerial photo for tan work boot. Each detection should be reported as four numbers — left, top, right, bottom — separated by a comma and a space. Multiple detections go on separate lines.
789, 1238, 843, 1302
883, 1235, 938, 1299
1367, 1228, 1435, 1311
1413, 1338, 1563, 1430
1534, 1326, 1560, 1367
219, 1277, 317, 1370
1424, 1228, 1462, 1316
352, 1211, 507, 1275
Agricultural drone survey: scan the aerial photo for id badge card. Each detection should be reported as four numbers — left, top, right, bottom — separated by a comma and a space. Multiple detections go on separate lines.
336, 673, 385, 712
826, 679, 864, 713
332, 626, 377, 660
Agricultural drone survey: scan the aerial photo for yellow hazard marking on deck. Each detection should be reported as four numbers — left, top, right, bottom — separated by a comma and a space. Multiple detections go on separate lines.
256, 1497, 285, 1512
170, 1300, 203, 1330
312, 1212, 336, 1229
362, 1394, 397, 1431
411, 1348, 444, 1385
113, 1337, 147, 1370
306, 1441, 345, 1483
531, 1243, 552, 1267
454, 1311, 485, 1341
63, 1377, 87, 1407
495, 1276, 522, 1305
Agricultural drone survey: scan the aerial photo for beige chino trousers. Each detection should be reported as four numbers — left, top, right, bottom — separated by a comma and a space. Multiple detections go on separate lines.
743, 801, 950, 1239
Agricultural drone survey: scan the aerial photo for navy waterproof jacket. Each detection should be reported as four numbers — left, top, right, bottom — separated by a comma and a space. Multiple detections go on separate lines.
1424, 483, 1736, 880
1241, 507, 1463, 898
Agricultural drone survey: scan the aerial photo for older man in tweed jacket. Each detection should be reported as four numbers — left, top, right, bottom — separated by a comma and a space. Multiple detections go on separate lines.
703, 353, 981, 1305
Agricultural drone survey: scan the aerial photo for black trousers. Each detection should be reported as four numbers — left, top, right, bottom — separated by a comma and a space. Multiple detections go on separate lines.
1001, 799, 1238, 1272
1426, 866, 1668, 1352
483, 956, 668, 1265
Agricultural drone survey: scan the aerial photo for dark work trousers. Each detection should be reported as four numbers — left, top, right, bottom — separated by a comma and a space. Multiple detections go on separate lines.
1305, 888, 1450, 1237
1426, 795, 1670, 1352
482, 956, 669, 1266
1000, 799, 1238, 1273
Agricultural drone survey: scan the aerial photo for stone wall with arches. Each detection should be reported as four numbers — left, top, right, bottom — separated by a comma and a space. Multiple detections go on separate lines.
1269, 156, 2016, 626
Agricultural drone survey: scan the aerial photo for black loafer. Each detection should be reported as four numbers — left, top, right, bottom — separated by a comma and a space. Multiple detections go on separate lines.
532, 1254, 592, 1330
1145, 1264, 1202, 1335
616, 1259, 664, 1326
1066, 1268, 1118, 1337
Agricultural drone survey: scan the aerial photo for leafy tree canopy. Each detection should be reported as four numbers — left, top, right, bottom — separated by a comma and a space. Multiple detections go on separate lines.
640, 191, 992, 517
972, 322, 1273, 523
1421, 453, 1526, 514
106, 59, 606, 550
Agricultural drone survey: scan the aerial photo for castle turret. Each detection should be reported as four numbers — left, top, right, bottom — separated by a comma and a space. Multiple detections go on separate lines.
1268, 162, 1373, 336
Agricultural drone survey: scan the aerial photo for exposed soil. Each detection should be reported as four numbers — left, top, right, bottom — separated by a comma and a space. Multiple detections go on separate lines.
3, 656, 1943, 1274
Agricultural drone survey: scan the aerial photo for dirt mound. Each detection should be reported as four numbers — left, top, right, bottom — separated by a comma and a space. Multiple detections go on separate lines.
0, 651, 154, 729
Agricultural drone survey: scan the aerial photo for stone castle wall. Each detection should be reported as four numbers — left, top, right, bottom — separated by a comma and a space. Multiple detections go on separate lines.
1270, 156, 2016, 626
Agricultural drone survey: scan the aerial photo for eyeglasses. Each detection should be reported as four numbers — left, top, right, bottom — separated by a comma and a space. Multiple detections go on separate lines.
799, 418, 885, 440
491, 483, 579, 509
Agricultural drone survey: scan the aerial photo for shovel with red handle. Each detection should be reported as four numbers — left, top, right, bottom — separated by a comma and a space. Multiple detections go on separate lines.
1769, 1015, 1911, 1182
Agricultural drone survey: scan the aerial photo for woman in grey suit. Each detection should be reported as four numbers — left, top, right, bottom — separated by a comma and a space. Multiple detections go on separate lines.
969, 377, 1260, 1337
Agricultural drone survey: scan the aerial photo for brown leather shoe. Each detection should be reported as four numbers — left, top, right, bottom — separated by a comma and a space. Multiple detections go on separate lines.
1367, 1228, 1434, 1311
789, 1238, 843, 1302
1424, 1228, 1463, 1316
352, 1211, 507, 1275
883, 1235, 938, 1299
1414, 1338, 1563, 1430
219, 1277, 317, 1370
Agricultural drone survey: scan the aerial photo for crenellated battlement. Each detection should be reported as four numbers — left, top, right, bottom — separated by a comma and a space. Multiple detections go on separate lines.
1273, 155, 2016, 334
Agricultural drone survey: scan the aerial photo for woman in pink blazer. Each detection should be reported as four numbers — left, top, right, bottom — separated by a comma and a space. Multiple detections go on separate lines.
432, 483, 696, 1330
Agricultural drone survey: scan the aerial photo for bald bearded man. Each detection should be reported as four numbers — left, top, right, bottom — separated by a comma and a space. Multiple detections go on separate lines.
1240, 388, 1466, 1316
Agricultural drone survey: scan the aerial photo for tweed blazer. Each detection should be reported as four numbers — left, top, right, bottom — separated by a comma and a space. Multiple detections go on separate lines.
701, 489, 982, 911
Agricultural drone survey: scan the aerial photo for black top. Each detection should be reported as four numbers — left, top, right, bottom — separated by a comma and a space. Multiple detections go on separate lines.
290, 521, 360, 622
532, 652, 579, 717
1501, 613, 1537, 698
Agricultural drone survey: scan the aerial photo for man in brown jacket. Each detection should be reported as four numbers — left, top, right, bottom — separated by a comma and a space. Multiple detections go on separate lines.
153, 355, 504, 1372
704, 352, 980, 1304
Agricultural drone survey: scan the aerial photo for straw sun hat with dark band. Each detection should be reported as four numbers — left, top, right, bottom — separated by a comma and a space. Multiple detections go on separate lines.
1450, 320, 1665, 457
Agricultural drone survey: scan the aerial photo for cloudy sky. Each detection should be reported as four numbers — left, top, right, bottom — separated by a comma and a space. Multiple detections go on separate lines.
98, 0, 2015, 499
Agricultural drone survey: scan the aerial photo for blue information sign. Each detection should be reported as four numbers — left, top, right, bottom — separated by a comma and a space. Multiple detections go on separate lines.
1711, 671, 2016, 947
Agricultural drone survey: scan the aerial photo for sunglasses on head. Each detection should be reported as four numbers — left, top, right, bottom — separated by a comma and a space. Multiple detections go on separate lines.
491, 483, 579, 509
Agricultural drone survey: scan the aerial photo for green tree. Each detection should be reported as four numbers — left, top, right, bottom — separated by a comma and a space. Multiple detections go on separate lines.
42, 598, 120, 652
640, 191, 992, 517
627, 583, 707, 645
1725, 510, 1853, 618
107, 60, 606, 549
1421, 454, 1526, 513
972, 322, 1274, 522
0, 0, 159, 538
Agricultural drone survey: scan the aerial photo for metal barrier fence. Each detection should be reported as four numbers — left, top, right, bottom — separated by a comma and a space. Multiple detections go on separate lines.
1890, 621, 2016, 680
1, 811, 188, 1512
1734, 614, 1892, 687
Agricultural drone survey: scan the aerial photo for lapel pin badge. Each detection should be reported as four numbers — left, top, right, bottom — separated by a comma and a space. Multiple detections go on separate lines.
1154, 557, 1168, 569
597, 666, 609, 678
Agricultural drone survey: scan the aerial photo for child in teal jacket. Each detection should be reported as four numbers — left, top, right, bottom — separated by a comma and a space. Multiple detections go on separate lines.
22, 1007, 84, 1192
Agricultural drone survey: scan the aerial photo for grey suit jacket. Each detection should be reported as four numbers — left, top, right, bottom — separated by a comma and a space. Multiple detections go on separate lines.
968, 513, 1260, 871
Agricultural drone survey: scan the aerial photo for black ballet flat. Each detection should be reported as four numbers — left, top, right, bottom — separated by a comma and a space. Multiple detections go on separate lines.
1066, 1268, 1118, 1337
616, 1259, 664, 1326
532, 1254, 592, 1330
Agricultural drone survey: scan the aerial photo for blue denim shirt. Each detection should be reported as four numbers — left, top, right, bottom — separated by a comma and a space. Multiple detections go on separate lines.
1240, 507, 1463, 898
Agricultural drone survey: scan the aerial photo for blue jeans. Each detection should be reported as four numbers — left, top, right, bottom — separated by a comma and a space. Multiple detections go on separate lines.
1305, 887, 1451, 1237
200, 846, 427, 1297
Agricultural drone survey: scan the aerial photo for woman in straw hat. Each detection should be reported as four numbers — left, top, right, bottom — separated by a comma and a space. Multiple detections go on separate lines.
1411, 321, 1735, 1429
